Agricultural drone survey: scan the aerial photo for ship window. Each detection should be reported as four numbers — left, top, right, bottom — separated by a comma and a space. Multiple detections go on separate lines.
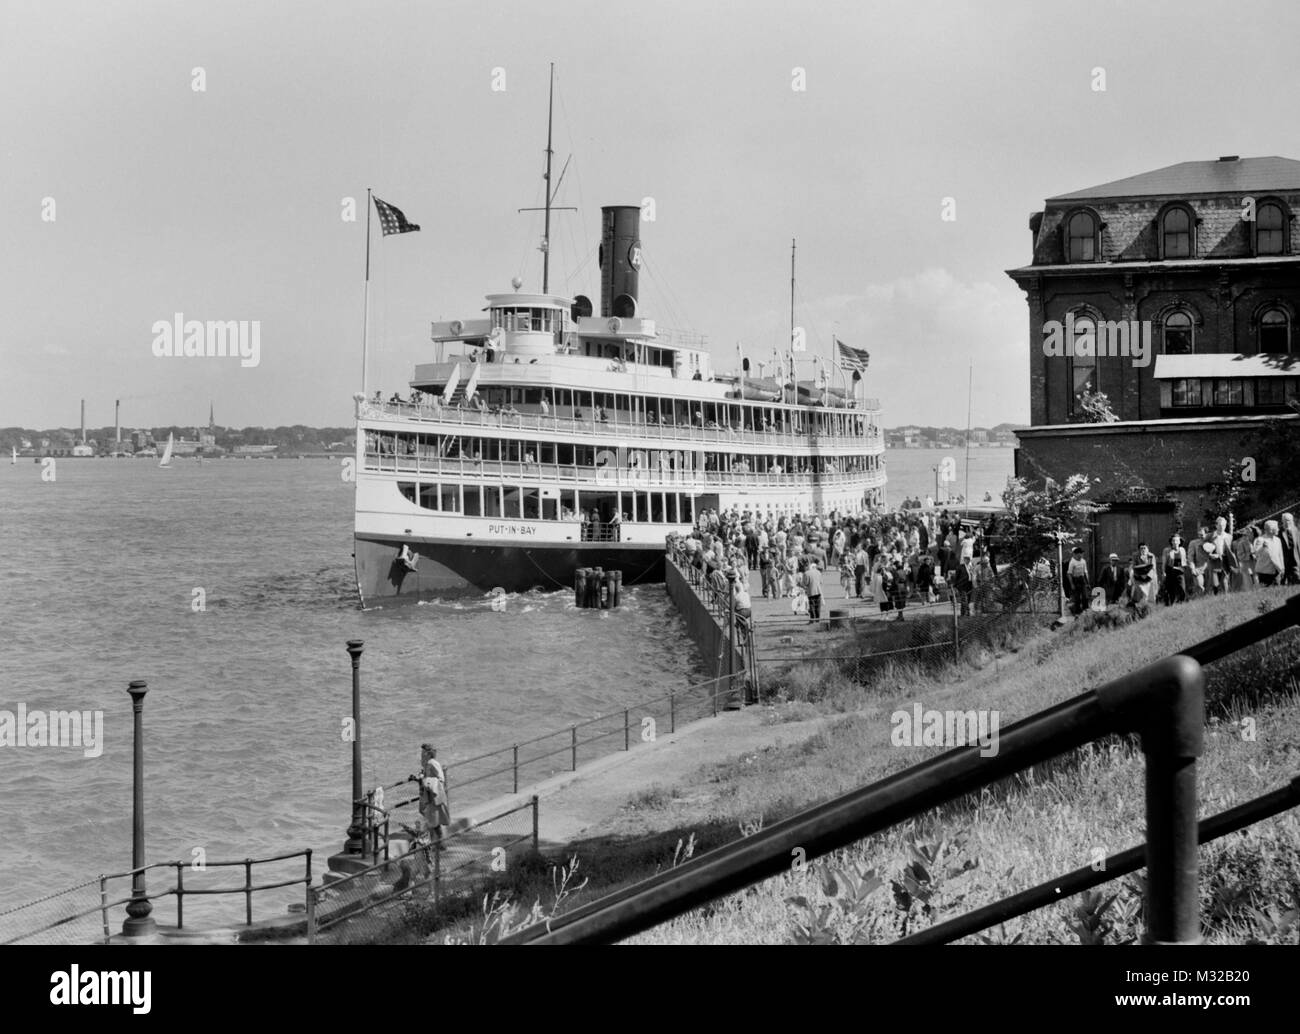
652, 493, 665, 522
541, 494, 557, 520
560, 489, 577, 518
398, 482, 417, 504
419, 484, 440, 510
539, 442, 556, 464
557, 389, 571, 408
503, 486, 522, 519
484, 486, 502, 517
504, 440, 520, 462
463, 485, 482, 516
558, 443, 574, 465
681, 496, 693, 523
440, 484, 460, 512
634, 491, 649, 522
523, 389, 542, 405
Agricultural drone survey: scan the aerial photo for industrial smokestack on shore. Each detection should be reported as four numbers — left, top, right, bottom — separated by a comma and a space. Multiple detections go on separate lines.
81, 399, 86, 445
115, 400, 121, 443
598, 205, 641, 318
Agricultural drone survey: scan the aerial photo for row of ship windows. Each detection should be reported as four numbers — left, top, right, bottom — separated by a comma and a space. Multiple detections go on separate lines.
422, 387, 875, 435
1064, 201, 1290, 261
397, 481, 697, 524
367, 432, 884, 473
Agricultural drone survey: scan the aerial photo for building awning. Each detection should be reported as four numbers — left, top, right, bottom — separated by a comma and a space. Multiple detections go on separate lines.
1152, 353, 1300, 380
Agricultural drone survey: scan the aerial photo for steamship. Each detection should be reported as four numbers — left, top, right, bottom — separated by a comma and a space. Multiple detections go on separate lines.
352, 204, 888, 604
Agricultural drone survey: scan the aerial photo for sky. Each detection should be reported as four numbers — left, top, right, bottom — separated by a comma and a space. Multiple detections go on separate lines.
3, 0, 1300, 431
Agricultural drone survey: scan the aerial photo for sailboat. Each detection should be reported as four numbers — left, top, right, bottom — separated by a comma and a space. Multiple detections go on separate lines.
159, 433, 174, 469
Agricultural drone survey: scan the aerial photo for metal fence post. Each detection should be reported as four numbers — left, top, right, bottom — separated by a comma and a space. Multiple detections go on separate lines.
306, 885, 316, 945
344, 640, 367, 855
726, 569, 737, 700
100, 877, 109, 940
951, 591, 960, 662
244, 859, 253, 926
1139, 658, 1205, 944
175, 863, 184, 930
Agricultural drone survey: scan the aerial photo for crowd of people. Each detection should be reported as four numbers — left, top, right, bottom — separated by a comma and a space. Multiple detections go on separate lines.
669, 504, 1005, 623
1061, 514, 1300, 615
669, 505, 1300, 626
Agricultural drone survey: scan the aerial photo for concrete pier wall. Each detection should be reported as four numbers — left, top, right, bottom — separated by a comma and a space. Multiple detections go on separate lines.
665, 558, 744, 687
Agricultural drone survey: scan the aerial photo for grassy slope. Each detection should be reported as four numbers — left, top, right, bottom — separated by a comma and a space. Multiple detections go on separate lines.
430, 588, 1300, 945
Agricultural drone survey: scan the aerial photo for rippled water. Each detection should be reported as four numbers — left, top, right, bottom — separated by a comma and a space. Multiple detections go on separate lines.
0, 457, 704, 916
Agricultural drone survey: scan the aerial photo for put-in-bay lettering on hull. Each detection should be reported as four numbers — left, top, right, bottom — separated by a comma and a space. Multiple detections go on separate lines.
487, 523, 537, 536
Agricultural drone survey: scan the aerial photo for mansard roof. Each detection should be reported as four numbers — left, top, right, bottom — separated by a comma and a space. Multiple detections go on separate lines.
1047, 156, 1300, 202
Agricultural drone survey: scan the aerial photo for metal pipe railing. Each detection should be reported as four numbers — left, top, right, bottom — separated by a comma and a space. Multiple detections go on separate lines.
505, 593, 1300, 945
898, 773, 1300, 944
504, 655, 1208, 944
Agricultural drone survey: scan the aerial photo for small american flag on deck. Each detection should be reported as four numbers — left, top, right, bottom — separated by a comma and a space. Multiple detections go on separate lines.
836, 338, 869, 372
373, 196, 420, 236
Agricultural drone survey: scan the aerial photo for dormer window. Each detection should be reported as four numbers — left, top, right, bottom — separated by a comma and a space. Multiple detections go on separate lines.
1160, 206, 1194, 259
1065, 211, 1099, 262
1255, 201, 1286, 255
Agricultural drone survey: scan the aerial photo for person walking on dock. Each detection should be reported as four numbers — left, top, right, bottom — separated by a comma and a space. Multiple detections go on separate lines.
802, 559, 824, 623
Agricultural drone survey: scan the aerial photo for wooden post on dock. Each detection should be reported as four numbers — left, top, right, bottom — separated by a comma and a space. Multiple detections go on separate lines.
121, 680, 156, 936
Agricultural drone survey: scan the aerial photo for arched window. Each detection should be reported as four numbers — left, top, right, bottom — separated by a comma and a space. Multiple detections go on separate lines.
1163, 311, 1194, 355
1068, 315, 1097, 415
1161, 207, 1193, 259
1066, 211, 1099, 262
1255, 202, 1286, 255
1259, 307, 1290, 353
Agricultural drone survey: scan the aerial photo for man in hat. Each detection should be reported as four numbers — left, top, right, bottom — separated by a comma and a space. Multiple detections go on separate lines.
803, 559, 824, 623
417, 744, 450, 842
1097, 552, 1129, 605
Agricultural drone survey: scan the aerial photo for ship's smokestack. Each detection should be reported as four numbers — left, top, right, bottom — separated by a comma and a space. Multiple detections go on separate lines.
115, 400, 121, 443
81, 399, 86, 445
598, 205, 641, 319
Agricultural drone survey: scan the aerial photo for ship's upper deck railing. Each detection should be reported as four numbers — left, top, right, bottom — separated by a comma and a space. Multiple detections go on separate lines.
361, 451, 888, 489
357, 401, 885, 451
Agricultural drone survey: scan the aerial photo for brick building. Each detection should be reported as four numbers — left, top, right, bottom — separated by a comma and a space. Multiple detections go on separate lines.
1006, 155, 1300, 562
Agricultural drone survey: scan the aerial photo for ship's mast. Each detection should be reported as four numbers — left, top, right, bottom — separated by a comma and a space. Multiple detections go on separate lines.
542, 63, 554, 294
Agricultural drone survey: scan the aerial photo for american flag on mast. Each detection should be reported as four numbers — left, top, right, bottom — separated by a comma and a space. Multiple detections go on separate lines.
836, 338, 870, 373
373, 196, 421, 236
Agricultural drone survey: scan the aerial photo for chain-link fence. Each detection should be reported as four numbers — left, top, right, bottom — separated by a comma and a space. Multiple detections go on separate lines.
307, 798, 538, 944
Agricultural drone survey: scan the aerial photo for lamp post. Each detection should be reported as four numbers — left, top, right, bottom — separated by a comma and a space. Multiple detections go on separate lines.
344, 640, 366, 855
121, 680, 156, 937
